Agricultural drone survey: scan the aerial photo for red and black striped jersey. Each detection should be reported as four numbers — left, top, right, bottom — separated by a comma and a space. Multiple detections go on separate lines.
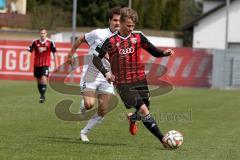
95, 31, 166, 84
28, 38, 56, 67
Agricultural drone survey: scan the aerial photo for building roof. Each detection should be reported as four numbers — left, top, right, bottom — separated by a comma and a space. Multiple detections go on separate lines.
180, 0, 235, 31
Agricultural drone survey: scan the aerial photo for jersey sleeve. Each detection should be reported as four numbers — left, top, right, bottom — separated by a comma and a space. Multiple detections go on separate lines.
28, 40, 36, 53
50, 41, 57, 53
140, 32, 165, 57
93, 37, 111, 76
95, 37, 110, 58
84, 29, 99, 46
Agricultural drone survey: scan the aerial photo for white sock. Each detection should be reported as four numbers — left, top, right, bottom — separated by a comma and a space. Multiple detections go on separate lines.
80, 99, 85, 110
81, 113, 104, 134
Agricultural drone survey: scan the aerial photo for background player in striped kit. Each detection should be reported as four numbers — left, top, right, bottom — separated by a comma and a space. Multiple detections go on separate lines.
25, 28, 58, 103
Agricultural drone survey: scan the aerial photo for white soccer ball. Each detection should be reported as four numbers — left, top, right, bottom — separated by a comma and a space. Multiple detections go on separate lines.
163, 130, 183, 149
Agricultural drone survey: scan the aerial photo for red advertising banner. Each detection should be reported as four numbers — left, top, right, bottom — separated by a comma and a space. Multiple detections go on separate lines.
141, 48, 213, 87
0, 40, 212, 87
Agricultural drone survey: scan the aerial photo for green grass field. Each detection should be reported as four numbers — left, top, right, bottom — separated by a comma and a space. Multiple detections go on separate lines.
0, 80, 240, 160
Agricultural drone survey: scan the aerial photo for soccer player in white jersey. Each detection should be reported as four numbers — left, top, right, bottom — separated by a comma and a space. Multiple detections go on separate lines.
67, 7, 121, 142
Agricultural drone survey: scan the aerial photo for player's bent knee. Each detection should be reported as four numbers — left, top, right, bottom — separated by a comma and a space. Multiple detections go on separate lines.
138, 104, 150, 116
84, 102, 95, 110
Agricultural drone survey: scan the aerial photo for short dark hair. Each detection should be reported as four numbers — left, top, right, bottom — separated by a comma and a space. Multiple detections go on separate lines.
108, 7, 121, 20
120, 7, 138, 23
39, 28, 47, 32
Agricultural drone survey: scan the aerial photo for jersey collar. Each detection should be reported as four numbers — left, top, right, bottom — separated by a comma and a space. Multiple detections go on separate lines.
39, 38, 48, 44
117, 31, 131, 39
108, 28, 115, 34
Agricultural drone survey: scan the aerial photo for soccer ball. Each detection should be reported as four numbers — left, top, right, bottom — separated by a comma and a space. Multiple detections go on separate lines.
163, 130, 183, 149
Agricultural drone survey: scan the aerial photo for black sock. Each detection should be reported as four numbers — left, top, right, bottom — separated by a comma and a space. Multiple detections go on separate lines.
41, 84, 47, 97
37, 84, 41, 95
129, 113, 138, 123
38, 84, 47, 97
142, 114, 164, 143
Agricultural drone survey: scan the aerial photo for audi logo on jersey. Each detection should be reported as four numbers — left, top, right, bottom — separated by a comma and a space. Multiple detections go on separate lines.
119, 47, 135, 55
38, 47, 47, 52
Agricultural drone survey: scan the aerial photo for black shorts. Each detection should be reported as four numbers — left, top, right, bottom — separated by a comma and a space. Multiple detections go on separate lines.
34, 66, 49, 78
116, 79, 150, 110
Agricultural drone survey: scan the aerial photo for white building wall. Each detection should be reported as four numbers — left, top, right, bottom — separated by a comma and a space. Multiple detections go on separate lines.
193, 0, 240, 49
16, 0, 27, 14
193, 8, 226, 49
228, 0, 240, 43
203, 1, 223, 13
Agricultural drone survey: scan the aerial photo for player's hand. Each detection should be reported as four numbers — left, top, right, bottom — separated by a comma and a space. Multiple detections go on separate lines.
105, 72, 115, 83
163, 49, 174, 56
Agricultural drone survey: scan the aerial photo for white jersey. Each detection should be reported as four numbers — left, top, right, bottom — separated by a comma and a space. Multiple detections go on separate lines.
81, 28, 114, 83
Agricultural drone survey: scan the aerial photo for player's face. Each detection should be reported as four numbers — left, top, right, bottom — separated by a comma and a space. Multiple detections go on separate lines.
109, 14, 120, 32
120, 18, 135, 36
39, 29, 47, 41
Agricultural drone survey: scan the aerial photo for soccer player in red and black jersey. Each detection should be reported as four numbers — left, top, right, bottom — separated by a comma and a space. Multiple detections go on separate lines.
93, 7, 174, 148
25, 28, 58, 103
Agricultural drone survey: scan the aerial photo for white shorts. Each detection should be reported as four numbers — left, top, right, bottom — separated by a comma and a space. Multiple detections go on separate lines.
80, 57, 114, 94
80, 78, 114, 94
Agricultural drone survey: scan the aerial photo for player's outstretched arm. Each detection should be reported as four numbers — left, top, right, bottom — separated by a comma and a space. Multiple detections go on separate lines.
67, 35, 85, 64
140, 32, 174, 57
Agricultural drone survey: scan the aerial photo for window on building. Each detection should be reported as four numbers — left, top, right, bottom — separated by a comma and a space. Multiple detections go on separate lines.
229, 43, 240, 50
0, 0, 6, 13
